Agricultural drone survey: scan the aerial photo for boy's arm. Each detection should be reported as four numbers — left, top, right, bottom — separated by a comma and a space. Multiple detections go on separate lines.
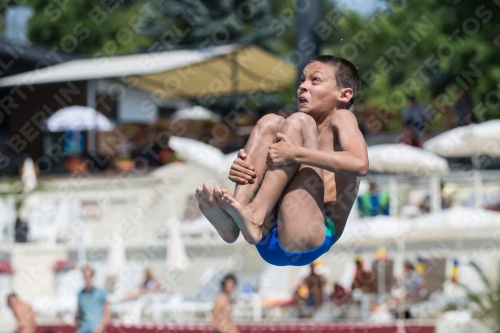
269, 110, 368, 176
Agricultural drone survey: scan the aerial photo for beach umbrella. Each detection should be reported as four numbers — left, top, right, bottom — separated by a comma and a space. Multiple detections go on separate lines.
423, 120, 500, 158
45, 105, 114, 132
368, 144, 449, 215
171, 106, 221, 122
423, 120, 500, 208
21, 157, 37, 193
368, 144, 449, 175
168, 136, 237, 179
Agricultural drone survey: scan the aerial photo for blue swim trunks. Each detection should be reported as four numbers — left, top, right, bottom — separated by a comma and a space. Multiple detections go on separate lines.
255, 215, 337, 266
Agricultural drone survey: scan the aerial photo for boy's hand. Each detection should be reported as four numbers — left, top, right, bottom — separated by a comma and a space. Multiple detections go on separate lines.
267, 133, 296, 166
228, 149, 257, 184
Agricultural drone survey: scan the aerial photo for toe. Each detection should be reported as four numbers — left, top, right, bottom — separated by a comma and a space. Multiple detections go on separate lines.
195, 187, 203, 197
213, 185, 222, 198
202, 182, 213, 196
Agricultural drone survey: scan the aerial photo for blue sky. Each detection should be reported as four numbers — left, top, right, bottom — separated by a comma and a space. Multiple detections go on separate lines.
333, 0, 387, 16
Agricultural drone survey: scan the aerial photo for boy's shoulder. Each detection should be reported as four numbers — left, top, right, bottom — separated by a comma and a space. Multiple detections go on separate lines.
330, 109, 358, 127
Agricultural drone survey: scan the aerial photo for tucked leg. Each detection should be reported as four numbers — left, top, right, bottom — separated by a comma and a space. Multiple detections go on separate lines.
218, 112, 325, 248
232, 114, 285, 205
196, 114, 284, 243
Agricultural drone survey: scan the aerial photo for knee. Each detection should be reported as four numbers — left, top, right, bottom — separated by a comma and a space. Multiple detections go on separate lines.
256, 114, 285, 135
282, 112, 316, 132
286, 112, 316, 127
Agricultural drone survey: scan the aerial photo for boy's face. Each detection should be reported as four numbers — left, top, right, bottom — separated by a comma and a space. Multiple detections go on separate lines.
298, 61, 340, 116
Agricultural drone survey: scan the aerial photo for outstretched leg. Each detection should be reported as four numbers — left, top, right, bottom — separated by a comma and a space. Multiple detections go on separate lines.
218, 113, 325, 249
196, 114, 284, 243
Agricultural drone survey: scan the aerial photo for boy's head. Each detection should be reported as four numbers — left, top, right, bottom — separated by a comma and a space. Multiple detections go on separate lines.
298, 55, 360, 115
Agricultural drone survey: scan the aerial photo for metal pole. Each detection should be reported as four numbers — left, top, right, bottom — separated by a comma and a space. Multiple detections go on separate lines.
389, 174, 398, 217
86, 80, 97, 154
430, 175, 441, 212
76, 200, 86, 265
230, 53, 238, 95
473, 169, 483, 208
397, 234, 406, 321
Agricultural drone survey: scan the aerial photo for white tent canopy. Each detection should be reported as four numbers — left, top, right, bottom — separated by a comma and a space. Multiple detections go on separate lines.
0, 44, 295, 98
423, 120, 500, 158
171, 105, 221, 122
368, 144, 449, 174
45, 105, 114, 132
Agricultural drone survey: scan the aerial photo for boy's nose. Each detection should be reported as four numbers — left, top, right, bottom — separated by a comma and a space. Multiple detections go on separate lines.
298, 83, 308, 94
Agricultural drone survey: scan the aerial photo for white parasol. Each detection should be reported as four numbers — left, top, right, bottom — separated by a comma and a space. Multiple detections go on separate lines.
368, 144, 449, 175
45, 105, 114, 132
423, 120, 500, 158
171, 105, 221, 122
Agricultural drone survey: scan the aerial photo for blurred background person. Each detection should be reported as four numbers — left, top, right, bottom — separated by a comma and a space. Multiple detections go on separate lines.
76, 266, 110, 333
454, 90, 475, 126
121, 267, 167, 301
398, 125, 421, 148
403, 261, 427, 304
293, 261, 325, 311
419, 181, 452, 214
213, 274, 239, 333
401, 95, 426, 131
358, 181, 390, 217
141, 267, 166, 294
7, 294, 36, 333
351, 258, 377, 294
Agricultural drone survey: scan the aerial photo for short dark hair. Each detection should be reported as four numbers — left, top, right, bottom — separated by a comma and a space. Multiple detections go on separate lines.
221, 274, 237, 290
310, 55, 360, 109
404, 261, 414, 270
7, 293, 17, 303
81, 265, 94, 276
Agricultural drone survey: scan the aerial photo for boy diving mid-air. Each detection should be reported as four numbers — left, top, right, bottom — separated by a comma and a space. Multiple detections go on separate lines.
196, 55, 368, 266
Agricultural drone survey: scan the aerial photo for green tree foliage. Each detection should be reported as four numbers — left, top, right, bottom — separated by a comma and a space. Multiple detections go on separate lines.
141, 0, 303, 116
1, 0, 150, 55
463, 261, 500, 332
3, 0, 498, 125
323, 0, 500, 131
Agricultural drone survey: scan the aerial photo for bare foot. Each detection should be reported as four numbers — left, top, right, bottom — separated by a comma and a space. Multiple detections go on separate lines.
217, 190, 263, 244
195, 183, 239, 243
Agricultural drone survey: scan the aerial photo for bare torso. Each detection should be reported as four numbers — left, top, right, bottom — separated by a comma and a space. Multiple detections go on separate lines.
317, 119, 359, 235
212, 293, 238, 333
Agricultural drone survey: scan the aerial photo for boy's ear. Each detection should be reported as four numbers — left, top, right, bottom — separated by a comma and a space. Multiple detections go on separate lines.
338, 88, 354, 105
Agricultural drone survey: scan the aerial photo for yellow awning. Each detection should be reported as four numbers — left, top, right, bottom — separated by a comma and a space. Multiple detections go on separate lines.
130, 45, 296, 99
